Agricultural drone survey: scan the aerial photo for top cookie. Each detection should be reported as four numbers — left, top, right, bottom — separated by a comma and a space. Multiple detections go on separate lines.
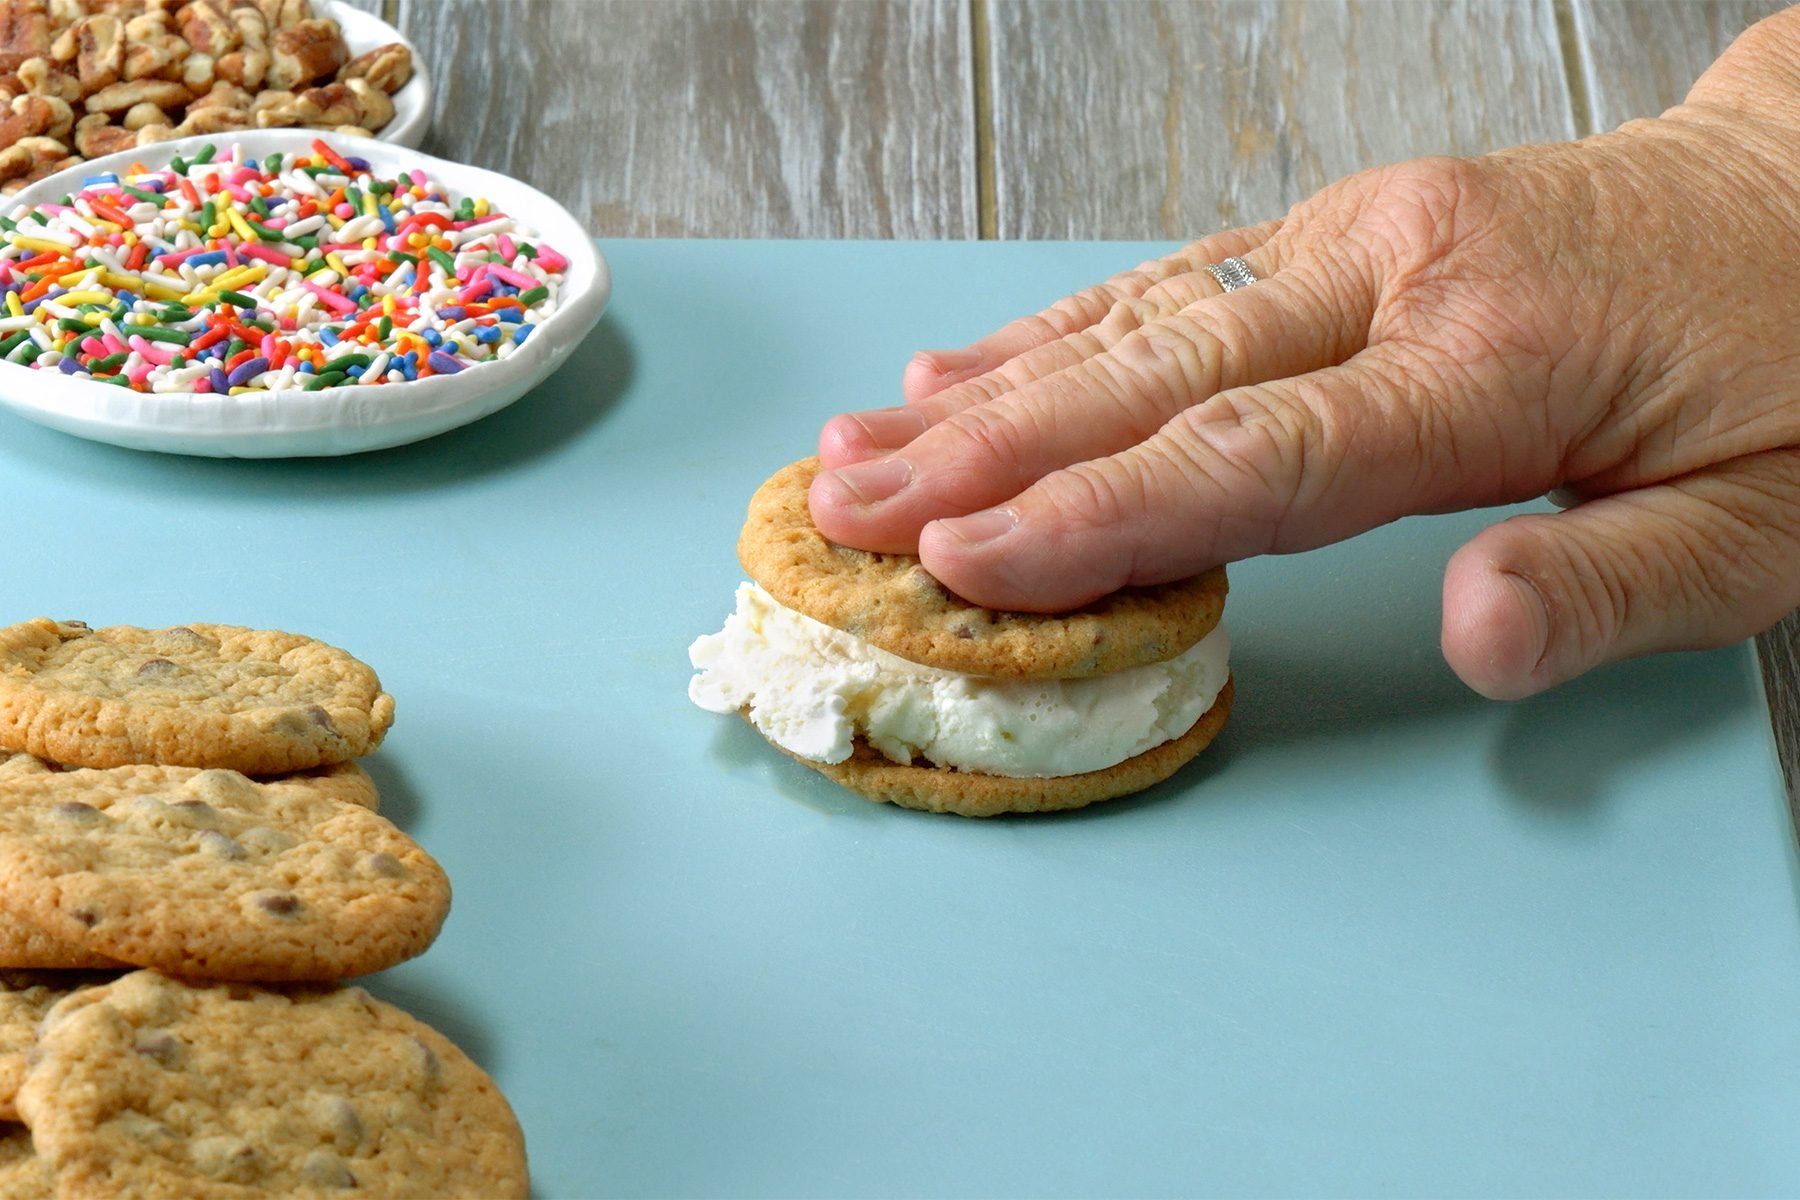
0, 621, 395, 774
737, 457, 1228, 678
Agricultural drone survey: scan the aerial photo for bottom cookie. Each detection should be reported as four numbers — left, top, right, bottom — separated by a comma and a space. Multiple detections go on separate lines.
771, 674, 1235, 817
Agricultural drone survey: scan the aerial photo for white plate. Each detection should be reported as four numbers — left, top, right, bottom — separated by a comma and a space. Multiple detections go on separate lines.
325, 0, 430, 148
0, 131, 609, 457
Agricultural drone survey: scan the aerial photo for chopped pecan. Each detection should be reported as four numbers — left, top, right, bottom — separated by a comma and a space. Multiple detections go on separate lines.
175, 0, 237, 56
122, 32, 183, 81
229, 3, 266, 48
254, 77, 352, 127
0, 72, 20, 103
331, 123, 369, 138
46, 0, 84, 27
0, 0, 51, 74
246, 84, 287, 114
0, 91, 53, 146
17, 56, 79, 102
120, 98, 165, 128
1, 148, 75, 191
343, 75, 388, 131
213, 43, 264, 88
174, 47, 210, 89
175, 101, 247, 133
336, 39, 408, 93
73, 116, 133, 157
0, 132, 67, 179
133, 119, 175, 144
264, 15, 341, 89
73, 13, 123, 91
255, 0, 311, 28
295, 79, 353, 124
124, 11, 173, 42
82, 76, 188, 113
186, 77, 247, 110
25, 90, 69, 138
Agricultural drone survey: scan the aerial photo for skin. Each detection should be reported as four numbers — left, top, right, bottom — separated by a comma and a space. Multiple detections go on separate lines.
808, 8, 1800, 701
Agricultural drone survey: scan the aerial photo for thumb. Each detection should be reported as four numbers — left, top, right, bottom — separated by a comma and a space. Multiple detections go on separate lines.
1442, 450, 1800, 699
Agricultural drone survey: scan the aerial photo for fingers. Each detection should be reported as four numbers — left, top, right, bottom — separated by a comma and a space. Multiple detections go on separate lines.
1442, 448, 1800, 699
905, 343, 1497, 610
812, 264, 1374, 558
819, 223, 1285, 470
902, 221, 1281, 401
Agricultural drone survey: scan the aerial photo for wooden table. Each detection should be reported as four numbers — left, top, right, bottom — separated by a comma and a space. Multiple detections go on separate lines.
362, 0, 1800, 802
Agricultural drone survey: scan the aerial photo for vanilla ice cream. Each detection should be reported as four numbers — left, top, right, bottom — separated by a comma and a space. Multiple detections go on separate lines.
688, 582, 1231, 778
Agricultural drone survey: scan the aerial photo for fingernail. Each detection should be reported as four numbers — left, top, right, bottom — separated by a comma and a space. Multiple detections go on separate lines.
935, 507, 1019, 546
829, 457, 914, 505
1545, 486, 1584, 510
1501, 570, 1552, 676
848, 407, 928, 450
913, 348, 983, 374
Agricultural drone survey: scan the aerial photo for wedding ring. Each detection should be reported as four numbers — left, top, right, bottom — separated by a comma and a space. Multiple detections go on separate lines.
1203, 256, 1259, 293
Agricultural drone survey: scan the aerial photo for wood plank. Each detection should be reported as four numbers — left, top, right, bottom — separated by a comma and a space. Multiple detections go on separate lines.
391, 0, 976, 238
1572, 0, 1790, 131
1758, 619, 1800, 807
988, 0, 1576, 239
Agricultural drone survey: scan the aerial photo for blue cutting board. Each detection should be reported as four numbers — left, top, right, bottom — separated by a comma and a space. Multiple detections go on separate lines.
2, 241, 1796, 1198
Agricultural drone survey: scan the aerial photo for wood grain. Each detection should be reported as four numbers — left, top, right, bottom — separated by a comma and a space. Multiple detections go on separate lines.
391, 0, 976, 238
986, 0, 1577, 239
1571, 0, 1790, 130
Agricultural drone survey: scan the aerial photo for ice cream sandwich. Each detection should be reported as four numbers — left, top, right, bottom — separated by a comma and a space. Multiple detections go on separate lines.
688, 457, 1234, 816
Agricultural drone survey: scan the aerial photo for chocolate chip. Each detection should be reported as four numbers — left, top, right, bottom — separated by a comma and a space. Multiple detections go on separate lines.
954, 625, 975, 639
309, 1094, 363, 1148
254, 892, 301, 916
161, 800, 222, 833
240, 826, 296, 853
133, 1031, 183, 1067
300, 1150, 357, 1189
306, 704, 336, 731
366, 852, 406, 878
197, 830, 247, 860
60, 620, 90, 631
135, 658, 177, 677
191, 770, 258, 804
190, 1134, 262, 1183
50, 801, 101, 822
154, 626, 209, 649
70, 907, 98, 928
412, 1035, 441, 1081
111, 1109, 176, 1146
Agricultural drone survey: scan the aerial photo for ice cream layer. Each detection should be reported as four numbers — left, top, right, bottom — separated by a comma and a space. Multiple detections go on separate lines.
688, 582, 1230, 778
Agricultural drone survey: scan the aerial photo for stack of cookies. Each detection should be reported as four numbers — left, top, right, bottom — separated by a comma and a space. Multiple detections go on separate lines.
0, 618, 528, 1197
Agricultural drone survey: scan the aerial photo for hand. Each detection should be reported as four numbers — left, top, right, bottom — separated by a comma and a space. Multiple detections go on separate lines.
807, 10, 1800, 700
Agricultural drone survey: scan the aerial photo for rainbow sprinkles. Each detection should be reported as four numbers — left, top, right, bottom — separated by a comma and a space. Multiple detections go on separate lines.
0, 139, 569, 395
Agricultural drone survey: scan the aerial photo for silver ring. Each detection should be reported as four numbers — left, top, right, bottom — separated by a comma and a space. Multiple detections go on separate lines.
1203, 256, 1259, 293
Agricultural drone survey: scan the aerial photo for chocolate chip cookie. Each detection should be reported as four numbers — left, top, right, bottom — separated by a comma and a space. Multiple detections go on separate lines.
0, 621, 395, 774
18, 971, 527, 1199
0, 765, 447, 981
